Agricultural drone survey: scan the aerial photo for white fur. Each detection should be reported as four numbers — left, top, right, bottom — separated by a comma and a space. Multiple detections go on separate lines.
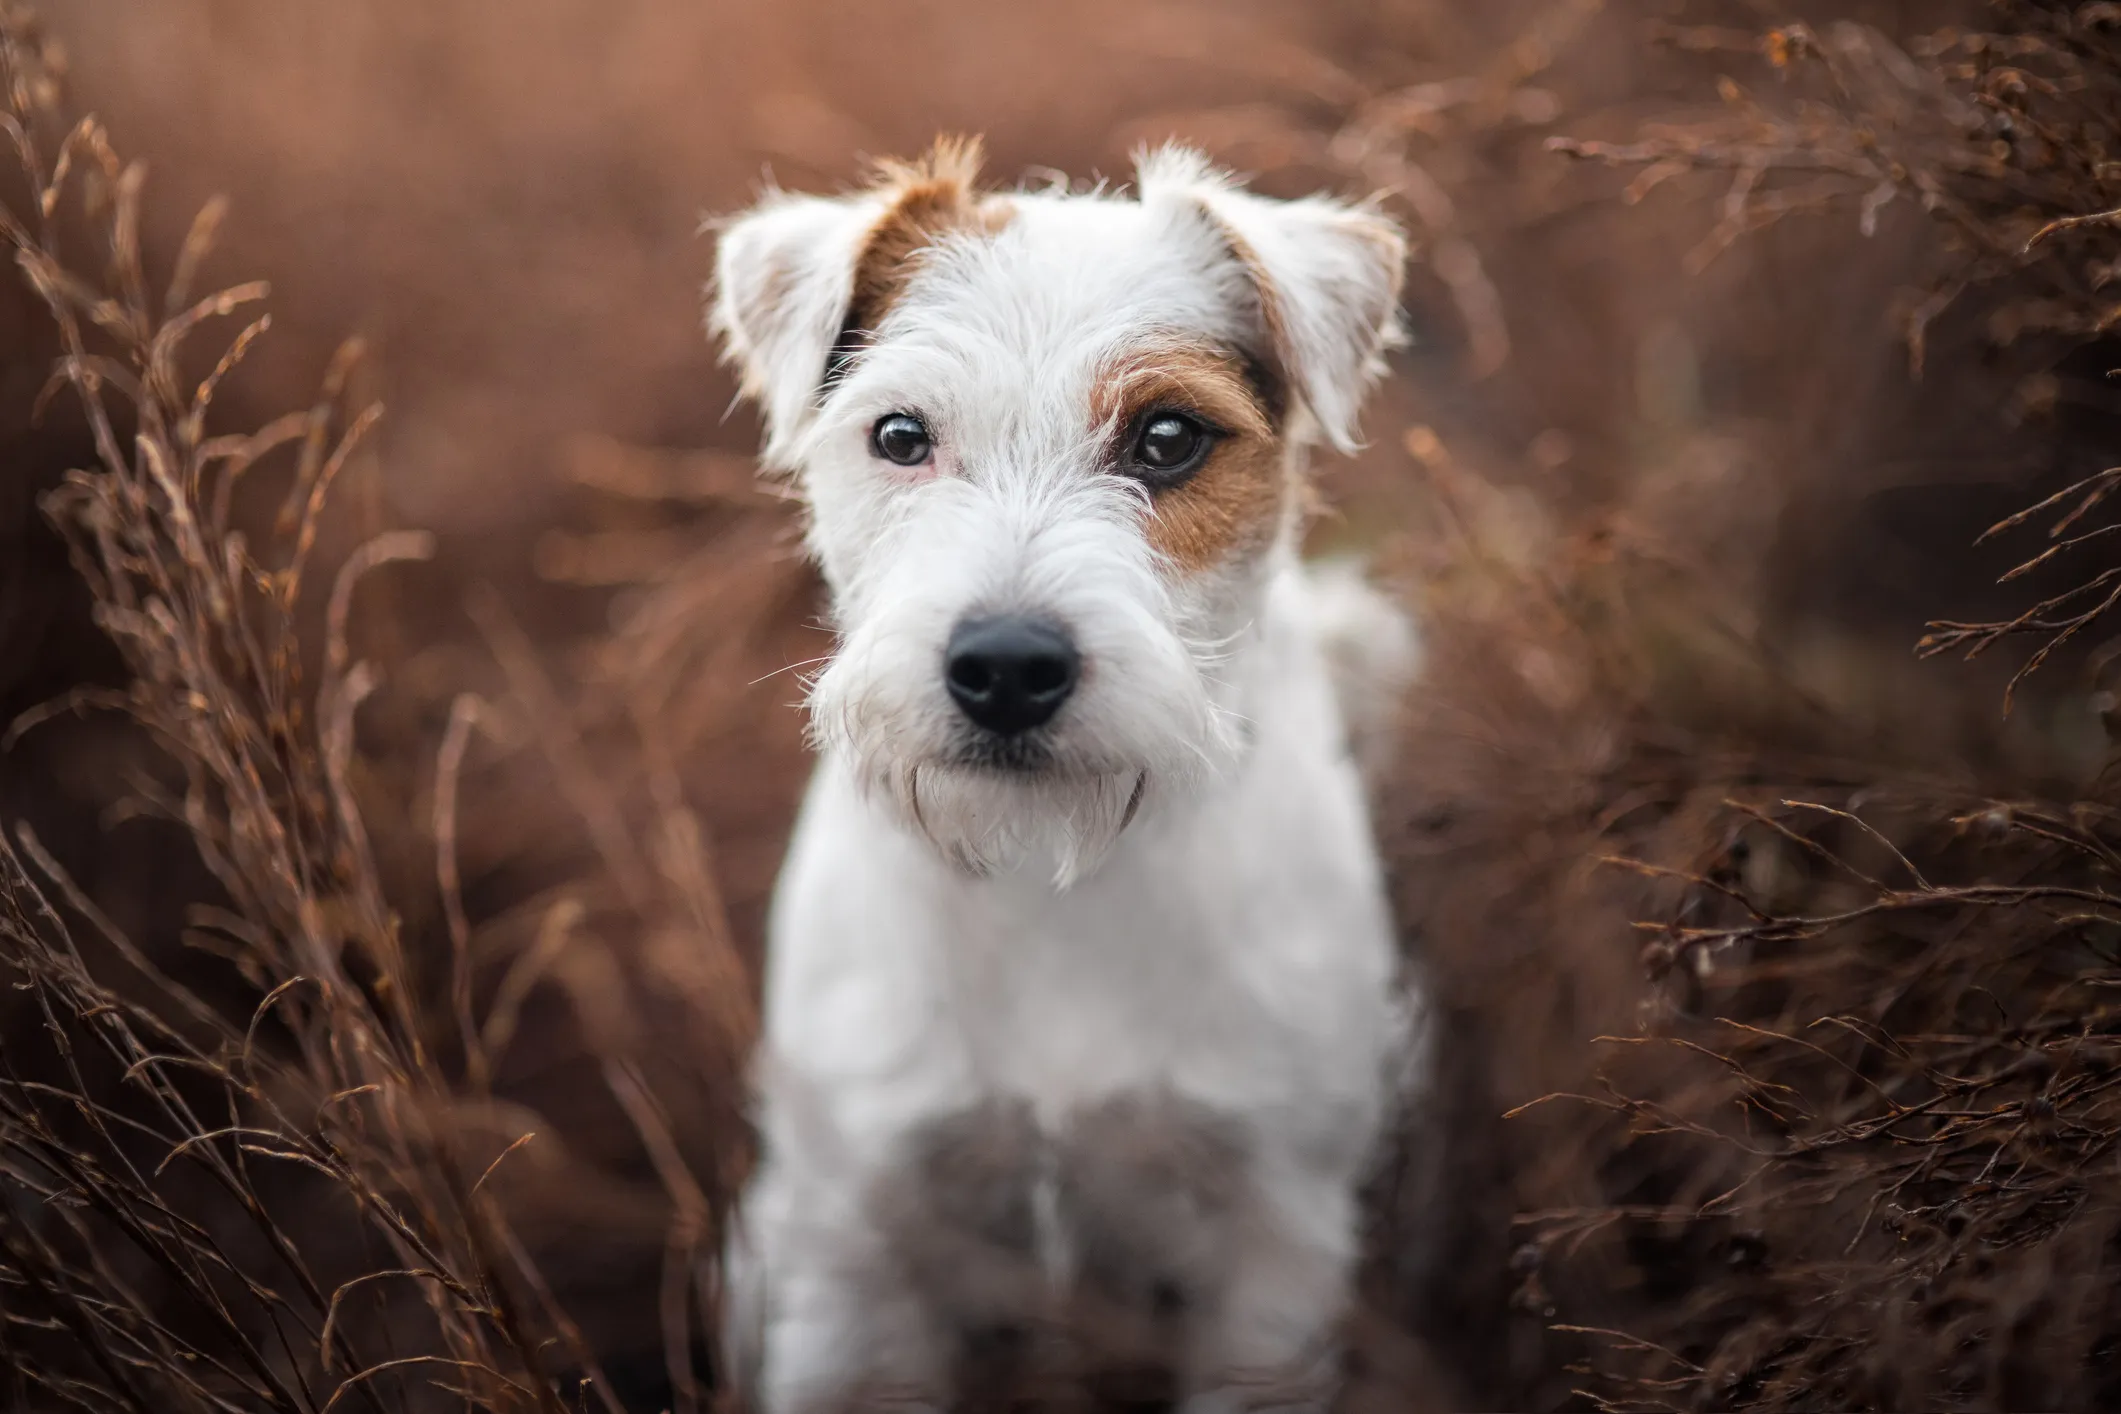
711, 144, 1420, 1412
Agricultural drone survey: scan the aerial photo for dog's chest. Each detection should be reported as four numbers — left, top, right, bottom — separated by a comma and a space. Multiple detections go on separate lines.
939, 876, 1266, 1107
924, 779, 1399, 1134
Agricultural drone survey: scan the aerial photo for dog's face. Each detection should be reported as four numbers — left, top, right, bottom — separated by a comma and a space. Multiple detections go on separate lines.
713, 140, 1404, 882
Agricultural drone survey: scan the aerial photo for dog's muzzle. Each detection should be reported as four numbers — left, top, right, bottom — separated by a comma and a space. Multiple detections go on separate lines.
944, 615, 1078, 737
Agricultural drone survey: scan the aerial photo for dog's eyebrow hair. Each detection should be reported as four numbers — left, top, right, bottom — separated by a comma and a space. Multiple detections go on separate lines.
1102, 344, 1278, 438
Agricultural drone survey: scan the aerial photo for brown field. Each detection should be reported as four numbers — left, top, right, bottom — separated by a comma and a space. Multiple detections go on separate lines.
3, 1, 2119, 1410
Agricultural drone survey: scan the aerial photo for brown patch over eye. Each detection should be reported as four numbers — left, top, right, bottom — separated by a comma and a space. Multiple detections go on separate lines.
1094, 346, 1286, 577
828, 136, 1014, 388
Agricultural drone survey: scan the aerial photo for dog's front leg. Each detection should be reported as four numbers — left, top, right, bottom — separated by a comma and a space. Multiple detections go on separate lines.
756, 1277, 939, 1414
732, 1151, 952, 1414
1181, 1156, 1359, 1414
1052, 1094, 1354, 1412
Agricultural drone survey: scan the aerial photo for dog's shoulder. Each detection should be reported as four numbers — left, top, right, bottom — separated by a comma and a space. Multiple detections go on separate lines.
1298, 557, 1419, 790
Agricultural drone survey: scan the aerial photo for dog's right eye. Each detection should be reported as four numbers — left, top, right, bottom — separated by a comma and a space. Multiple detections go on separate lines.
871, 414, 933, 466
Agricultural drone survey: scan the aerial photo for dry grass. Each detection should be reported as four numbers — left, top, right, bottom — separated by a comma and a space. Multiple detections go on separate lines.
4, 1, 2121, 1411
1360, 5, 2121, 1410
0, 8, 750, 1409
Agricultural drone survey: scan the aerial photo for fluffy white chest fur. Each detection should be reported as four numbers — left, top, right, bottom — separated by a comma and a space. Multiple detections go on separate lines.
710, 137, 1422, 1412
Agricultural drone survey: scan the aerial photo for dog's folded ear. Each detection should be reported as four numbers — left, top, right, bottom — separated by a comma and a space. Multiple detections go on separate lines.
709, 189, 881, 466
1138, 146, 1408, 456
710, 137, 990, 468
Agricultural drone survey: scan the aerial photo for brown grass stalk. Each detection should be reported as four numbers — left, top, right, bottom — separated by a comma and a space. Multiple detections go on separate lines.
0, 8, 626, 1410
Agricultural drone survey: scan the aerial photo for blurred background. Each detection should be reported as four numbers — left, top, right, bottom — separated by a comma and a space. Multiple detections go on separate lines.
4, 1, 2119, 1410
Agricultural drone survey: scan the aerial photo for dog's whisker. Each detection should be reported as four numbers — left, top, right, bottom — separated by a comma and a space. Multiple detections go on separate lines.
749, 654, 836, 688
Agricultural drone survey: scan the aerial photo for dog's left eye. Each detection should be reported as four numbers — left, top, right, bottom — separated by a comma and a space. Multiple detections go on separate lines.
871, 413, 933, 466
1126, 413, 1212, 486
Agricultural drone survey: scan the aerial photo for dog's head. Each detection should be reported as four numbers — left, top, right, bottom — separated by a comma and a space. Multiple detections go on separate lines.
712, 138, 1404, 882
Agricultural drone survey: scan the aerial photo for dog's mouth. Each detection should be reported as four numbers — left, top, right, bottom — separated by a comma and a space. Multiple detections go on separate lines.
937, 738, 1153, 827
891, 752, 1155, 886
947, 731, 1060, 775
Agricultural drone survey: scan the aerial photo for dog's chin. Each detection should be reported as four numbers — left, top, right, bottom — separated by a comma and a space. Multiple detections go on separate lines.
866, 750, 1152, 888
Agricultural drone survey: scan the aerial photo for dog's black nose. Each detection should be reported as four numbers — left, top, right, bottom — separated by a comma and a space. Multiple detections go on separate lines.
945, 616, 1079, 736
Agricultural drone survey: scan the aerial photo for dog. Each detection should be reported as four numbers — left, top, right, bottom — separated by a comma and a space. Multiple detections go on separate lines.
710, 137, 1422, 1412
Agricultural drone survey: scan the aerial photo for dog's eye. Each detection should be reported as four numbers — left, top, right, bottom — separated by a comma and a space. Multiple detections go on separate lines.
1127, 413, 1211, 486
871, 413, 933, 467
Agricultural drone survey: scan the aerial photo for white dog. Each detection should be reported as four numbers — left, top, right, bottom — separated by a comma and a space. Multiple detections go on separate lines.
711, 138, 1421, 1413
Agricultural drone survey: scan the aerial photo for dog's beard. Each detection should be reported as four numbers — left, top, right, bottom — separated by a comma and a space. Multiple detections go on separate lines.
884, 760, 1151, 888
809, 608, 1240, 886
815, 683, 1238, 886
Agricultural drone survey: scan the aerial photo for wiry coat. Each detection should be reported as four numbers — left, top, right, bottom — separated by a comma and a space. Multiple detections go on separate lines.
711, 139, 1422, 1412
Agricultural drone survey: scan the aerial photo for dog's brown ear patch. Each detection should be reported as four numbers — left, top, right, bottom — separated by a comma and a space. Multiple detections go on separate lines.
830, 136, 1012, 382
